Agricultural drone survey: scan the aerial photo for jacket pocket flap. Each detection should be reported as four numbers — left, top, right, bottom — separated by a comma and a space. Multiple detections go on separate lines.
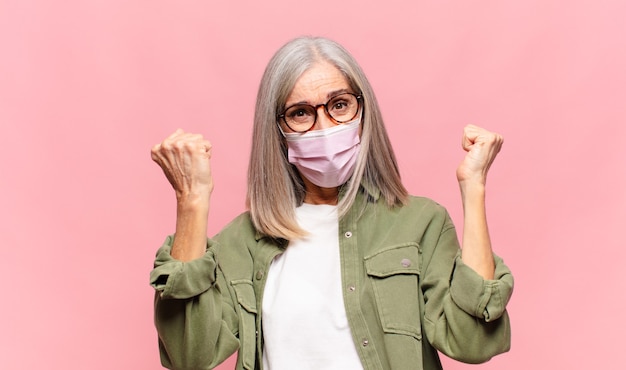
365, 243, 421, 278
231, 280, 257, 314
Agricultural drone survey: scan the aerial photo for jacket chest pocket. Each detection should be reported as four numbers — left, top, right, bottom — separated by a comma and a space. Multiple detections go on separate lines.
231, 280, 257, 370
364, 243, 423, 340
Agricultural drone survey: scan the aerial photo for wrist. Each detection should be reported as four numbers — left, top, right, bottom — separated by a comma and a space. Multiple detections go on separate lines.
176, 191, 210, 210
173, 194, 210, 262
459, 179, 486, 199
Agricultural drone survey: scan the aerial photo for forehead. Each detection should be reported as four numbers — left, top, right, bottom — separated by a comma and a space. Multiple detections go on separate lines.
286, 61, 350, 105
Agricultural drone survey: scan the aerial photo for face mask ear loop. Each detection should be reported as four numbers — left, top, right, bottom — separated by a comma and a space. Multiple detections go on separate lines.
277, 122, 288, 138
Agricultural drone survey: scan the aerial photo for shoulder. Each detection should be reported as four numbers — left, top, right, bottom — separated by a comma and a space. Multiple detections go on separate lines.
397, 195, 452, 223
359, 194, 454, 229
361, 193, 451, 225
386, 195, 455, 235
212, 211, 284, 255
211, 212, 256, 254
217, 211, 256, 237
406, 195, 447, 211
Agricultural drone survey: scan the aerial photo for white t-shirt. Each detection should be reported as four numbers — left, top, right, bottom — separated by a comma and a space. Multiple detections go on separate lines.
262, 203, 363, 370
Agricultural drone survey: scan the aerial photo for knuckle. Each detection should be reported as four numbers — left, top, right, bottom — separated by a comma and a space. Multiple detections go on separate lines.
161, 137, 174, 149
485, 131, 498, 141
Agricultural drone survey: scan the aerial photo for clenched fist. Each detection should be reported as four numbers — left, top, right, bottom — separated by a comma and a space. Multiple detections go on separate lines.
151, 129, 214, 202
456, 125, 503, 185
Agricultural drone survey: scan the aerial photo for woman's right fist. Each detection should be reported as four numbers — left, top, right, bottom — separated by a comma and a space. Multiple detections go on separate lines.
151, 129, 214, 201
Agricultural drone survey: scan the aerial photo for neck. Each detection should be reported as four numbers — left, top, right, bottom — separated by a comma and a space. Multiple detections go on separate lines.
302, 177, 339, 205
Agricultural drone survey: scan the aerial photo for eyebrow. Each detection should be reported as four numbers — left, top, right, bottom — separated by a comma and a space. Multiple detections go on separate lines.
285, 88, 353, 107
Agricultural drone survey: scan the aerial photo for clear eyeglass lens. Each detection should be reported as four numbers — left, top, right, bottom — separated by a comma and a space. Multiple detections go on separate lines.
284, 106, 316, 128
284, 93, 358, 131
327, 94, 358, 121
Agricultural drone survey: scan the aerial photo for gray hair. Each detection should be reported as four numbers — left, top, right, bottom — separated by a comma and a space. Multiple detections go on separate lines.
246, 36, 408, 240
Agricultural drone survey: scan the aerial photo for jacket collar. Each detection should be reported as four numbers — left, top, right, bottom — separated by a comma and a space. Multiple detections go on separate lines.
253, 183, 380, 242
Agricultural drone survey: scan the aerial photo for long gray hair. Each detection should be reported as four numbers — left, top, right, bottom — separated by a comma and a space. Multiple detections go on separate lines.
246, 36, 408, 240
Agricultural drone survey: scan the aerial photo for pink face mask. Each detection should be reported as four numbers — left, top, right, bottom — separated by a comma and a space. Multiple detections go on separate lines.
283, 117, 361, 188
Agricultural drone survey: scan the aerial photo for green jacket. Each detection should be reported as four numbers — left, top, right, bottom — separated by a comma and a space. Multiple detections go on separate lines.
150, 191, 513, 370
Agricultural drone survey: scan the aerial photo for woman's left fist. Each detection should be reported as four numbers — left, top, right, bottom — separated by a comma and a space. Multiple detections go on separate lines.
456, 125, 503, 184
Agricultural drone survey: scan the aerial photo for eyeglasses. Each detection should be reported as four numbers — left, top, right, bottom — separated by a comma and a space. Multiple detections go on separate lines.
278, 93, 362, 133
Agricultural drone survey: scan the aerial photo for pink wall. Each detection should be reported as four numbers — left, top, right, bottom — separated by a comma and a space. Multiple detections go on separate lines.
1, 0, 625, 369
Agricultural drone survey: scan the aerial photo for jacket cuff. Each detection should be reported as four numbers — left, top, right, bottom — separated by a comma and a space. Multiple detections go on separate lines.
449, 252, 514, 322
149, 235, 219, 300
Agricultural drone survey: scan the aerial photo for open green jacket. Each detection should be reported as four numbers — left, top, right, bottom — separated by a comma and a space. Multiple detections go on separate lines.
150, 190, 513, 370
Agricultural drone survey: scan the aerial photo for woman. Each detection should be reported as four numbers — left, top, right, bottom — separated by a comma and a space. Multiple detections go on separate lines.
150, 36, 513, 370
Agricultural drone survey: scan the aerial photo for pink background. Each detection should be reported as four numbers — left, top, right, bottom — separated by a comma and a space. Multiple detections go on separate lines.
1, 0, 625, 369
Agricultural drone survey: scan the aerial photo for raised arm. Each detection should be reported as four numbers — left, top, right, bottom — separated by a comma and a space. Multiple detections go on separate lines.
455, 124, 504, 280
151, 129, 214, 261
150, 130, 243, 369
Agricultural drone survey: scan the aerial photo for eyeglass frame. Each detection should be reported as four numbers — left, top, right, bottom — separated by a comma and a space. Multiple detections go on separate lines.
277, 92, 363, 133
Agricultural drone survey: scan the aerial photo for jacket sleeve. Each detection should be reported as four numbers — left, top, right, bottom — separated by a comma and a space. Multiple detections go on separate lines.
421, 212, 514, 364
150, 235, 240, 370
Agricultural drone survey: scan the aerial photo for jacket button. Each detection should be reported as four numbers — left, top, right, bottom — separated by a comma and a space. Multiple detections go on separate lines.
362, 339, 369, 347
401, 258, 412, 267
256, 270, 264, 280
344, 231, 352, 238
348, 285, 356, 291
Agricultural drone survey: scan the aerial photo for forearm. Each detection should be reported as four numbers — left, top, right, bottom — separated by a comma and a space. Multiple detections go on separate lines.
459, 181, 495, 280
421, 211, 512, 362
171, 195, 210, 261
151, 239, 239, 369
